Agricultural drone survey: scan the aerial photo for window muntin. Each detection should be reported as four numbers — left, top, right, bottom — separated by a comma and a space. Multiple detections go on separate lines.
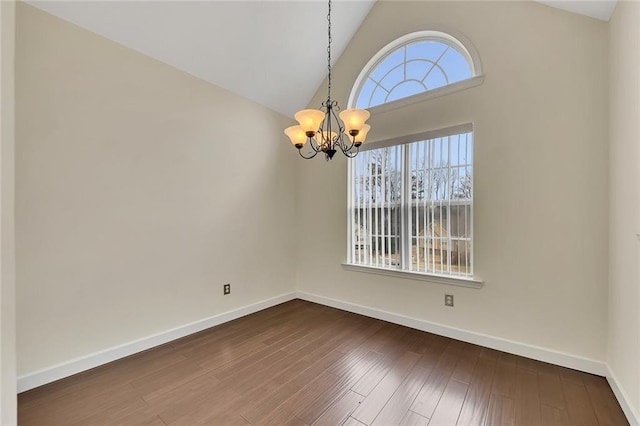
348, 132, 473, 278
353, 36, 475, 109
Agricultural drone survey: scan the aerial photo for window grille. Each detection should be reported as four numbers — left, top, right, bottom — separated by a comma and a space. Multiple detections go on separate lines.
354, 37, 474, 109
348, 131, 473, 278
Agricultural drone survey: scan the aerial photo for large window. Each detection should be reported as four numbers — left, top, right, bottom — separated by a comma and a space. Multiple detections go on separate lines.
346, 31, 480, 282
348, 129, 473, 278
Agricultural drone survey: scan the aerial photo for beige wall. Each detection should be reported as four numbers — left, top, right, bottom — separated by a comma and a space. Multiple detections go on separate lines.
15, 3, 297, 376
297, 1, 609, 361
1, 1, 17, 423
13, 1, 629, 416
608, 0, 640, 419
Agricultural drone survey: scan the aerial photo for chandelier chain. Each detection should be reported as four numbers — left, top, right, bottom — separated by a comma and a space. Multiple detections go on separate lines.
285, 0, 369, 160
327, 0, 332, 101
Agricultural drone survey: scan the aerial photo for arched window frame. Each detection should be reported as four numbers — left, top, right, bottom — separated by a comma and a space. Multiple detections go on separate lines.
348, 30, 484, 113
344, 30, 484, 287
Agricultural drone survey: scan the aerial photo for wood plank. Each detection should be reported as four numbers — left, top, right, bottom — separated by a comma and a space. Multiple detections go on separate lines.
159, 384, 247, 425
497, 351, 517, 366
372, 366, 433, 426
20, 383, 140, 426
559, 366, 586, 385
240, 350, 344, 424
456, 356, 497, 425
350, 356, 393, 397
259, 371, 341, 425
410, 343, 461, 418
149, 373, 229, 424
428, 379, 469, 426
313, 390, 363, 426
297, 352, 385, 425
342, 417, 368, 426
415, 334, 450, 370
540, 404, 571, 426
451, 342, 481, 384
400, 410, 430, 426
514, 367, 541, 426
334, 320, 387, 354
286, 417, 310, 426
478, 347, 500, 362
130, 358, 208, 402
229, 328, 343, 396
351, 350, 422, 424
492, 358, 518, 398
538, 369, 566, 410
562, 378, 601, 426
483, 394, 515, 426
582, 374, 629, 426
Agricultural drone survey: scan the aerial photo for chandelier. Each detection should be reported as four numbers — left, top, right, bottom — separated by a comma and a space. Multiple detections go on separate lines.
284, 0, 371, 160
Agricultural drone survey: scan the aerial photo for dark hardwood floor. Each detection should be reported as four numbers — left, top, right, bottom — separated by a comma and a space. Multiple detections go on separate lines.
18, 299, 628, 425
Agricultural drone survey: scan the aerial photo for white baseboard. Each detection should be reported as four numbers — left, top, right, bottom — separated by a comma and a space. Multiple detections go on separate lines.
296, 291, 607, 376
17, 292, 297, 393
606, 366, 640, 426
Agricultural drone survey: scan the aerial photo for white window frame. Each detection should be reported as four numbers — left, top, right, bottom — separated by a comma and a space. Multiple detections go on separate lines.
348, 30, 485, 113
344, 124, 482, 289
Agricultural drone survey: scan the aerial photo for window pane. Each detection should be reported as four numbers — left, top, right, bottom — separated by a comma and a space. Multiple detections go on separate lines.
349, 131, 473, 278
406, 41, 447, 62
349, 146, 402, 269
387, 80, 426, 103
355, 78, 377, 109
369, 85, 388, 108
438, 47, 473, 83
406, 133, 473, 276
379, 64, 405, 92
406, 60, 432, 82
424, 66, 448, 90
354, 36, 475, 108
369, 48, 404, 82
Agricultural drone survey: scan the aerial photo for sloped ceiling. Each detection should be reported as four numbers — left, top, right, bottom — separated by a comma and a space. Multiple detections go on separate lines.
28, 0, 375, 118
536, 0, 617, 21
28, 1, 615, 118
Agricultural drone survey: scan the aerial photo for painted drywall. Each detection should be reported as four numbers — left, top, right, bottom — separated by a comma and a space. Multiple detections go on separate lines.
608, 0, 640, 420
297, 1, 609, 362
15, 3, 297, 376
1, 1, 17, 423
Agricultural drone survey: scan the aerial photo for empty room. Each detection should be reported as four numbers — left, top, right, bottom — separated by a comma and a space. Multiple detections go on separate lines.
0, 0, 638, 425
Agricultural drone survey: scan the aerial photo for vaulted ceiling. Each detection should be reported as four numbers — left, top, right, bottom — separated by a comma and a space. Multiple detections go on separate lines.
28, 1, 616, 118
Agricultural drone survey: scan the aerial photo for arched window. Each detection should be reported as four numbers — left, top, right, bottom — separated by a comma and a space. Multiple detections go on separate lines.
346, 31, 482, 285
350, 31, 480, 109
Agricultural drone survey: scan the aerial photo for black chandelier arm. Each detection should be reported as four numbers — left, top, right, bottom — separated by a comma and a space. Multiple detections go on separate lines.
336, 136, 359, 155
307, 135, 322, 153
341, 146, 360, 158
298, 148, 320, 160
324, 103, 345, 135
336, 139, 355, 153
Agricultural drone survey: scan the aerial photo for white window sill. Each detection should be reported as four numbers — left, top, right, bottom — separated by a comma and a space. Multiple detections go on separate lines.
341, 263, 483, 289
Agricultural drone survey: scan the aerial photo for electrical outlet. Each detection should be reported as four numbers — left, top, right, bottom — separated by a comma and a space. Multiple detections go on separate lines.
444, 294, 454, 307
223, 283, 231, 295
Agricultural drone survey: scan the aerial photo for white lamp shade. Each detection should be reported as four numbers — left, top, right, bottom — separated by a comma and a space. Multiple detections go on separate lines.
348, 124, 370, 144
284, 125, 308, 147
294, 109, 325, 134
339, 108, 370, 136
